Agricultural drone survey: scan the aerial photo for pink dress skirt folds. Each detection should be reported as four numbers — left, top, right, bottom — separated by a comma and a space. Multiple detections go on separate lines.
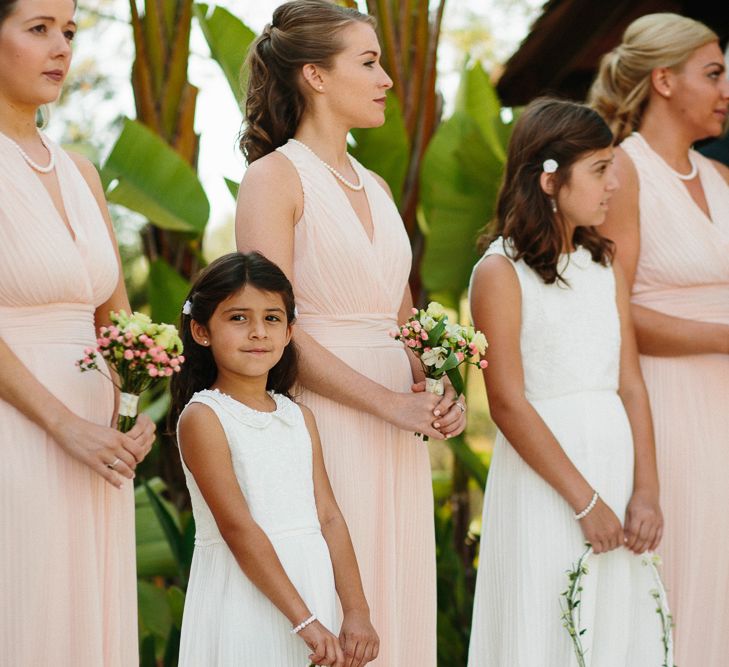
0, 133, 138, 666
276, 140, 437, 667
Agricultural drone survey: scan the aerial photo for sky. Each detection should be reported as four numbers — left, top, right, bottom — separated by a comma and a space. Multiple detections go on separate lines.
57, 0, 544, 243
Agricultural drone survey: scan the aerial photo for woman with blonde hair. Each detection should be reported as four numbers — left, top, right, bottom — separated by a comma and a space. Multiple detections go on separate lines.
589, 13, 729, 664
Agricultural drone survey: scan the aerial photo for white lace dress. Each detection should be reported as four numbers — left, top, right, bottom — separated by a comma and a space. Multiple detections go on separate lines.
177, 389, 337, 666
467, 238, 670, 666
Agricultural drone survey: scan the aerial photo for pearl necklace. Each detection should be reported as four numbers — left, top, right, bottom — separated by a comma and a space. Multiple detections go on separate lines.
7, 131, 55, 173
290, 139, 363, 191
667, 154, 698, 181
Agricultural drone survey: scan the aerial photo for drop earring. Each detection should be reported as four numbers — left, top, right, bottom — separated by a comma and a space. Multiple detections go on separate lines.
550, 198, 558, 213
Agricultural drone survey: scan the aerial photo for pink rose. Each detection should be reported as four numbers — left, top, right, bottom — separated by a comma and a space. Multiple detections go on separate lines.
123, 350, 134, 360
479, 359, 489, 369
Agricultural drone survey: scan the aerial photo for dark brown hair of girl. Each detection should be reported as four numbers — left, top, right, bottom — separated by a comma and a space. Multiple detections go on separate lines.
240, 0, 375, 164
0, 0, 19, 24
168, 252, 299, 433
477, 98, 615, 285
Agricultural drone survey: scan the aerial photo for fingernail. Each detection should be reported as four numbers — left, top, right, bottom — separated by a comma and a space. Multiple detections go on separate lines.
434, 410, 441, 416
434, 422, 440, 428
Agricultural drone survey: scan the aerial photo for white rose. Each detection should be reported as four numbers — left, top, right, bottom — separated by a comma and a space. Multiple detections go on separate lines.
421, 315, 437, 332
472, 332, 488, 355
426, 301, 446, 319
421, 346, 448, 369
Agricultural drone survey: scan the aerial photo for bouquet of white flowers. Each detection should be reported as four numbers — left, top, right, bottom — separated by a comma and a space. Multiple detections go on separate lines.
77, 310, 185, 432
389, 301, 488, 398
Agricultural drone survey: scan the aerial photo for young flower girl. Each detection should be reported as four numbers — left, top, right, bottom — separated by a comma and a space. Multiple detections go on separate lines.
468, 99, 671, 666
169, 252, 378, 667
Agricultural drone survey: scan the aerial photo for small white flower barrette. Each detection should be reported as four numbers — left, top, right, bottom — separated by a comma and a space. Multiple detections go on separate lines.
543, 159, 559, 174
182, 299, 192, 315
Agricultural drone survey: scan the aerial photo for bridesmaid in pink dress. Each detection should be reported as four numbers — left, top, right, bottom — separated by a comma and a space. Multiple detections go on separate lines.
234, 2, 466, 664
0, 1, 155, 664
590, 13, 729, 665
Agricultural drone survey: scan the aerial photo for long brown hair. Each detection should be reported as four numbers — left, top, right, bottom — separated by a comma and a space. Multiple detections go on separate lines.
168, 252, 299, 431
478, 98, 615, 284
0, 0, 18, 24
240, 0, 375, 164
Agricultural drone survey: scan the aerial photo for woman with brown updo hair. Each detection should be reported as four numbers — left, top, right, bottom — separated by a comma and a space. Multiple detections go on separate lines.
234, 1, 465, 664
589, 13, 729, 664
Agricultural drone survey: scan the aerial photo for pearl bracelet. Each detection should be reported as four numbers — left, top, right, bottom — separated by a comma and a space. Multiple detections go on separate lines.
574, 491, 599, 520
291, 613, 317, 635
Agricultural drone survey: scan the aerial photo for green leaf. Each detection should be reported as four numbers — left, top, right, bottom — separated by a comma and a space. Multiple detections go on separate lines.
143, 480, 188, 583
194, 3, 256, 102
445, 434, 488, 489
420, 110, 503, 300
135, 481, 178, 578
425, 318, 447, 347
102, 118, 209, 233
167, 586, 186, 630
350, 94, 410, 207
147, 258, 191, 326
446, 366, 465, 395
455, 60, 507, 163
138, 580, 173, 640
225, 177, 239, 200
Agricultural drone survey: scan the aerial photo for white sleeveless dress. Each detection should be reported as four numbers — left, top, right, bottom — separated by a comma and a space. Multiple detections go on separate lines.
467, 238, 669, 666
177, 389, 337, 666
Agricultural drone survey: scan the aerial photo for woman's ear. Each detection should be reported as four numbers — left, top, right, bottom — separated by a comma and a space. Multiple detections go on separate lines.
190, 320, 211, 347
539, 171, 556, 196
301, 63, 326, 93
650, 66, 674, 99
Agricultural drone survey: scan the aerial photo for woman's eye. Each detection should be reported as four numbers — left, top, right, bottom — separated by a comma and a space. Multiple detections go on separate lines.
231, 315, 246, 321
266, 315, 281, 322
64, 30, 76, 41
31, 24, 47, 34
364, 60, 375, 68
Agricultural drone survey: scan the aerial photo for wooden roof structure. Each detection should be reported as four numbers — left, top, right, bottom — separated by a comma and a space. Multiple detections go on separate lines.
496, 0, 729, 106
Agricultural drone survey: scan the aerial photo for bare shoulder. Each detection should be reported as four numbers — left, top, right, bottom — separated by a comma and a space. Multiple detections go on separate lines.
241, 151, 300, 190
613, 146, 638, 192
471, 253, 518, 291
178, 401, 223, 443
709, 158, 729, 186
368, 170, 394, 200
296, 402, 317, 430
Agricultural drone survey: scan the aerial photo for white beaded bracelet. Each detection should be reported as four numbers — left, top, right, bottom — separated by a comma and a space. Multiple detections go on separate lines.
574, 491, 599, 520
291, 613, 317, 635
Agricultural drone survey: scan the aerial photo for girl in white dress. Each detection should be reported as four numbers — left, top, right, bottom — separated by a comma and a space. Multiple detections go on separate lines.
467, 99, 669, 666
169, 252, 378, 667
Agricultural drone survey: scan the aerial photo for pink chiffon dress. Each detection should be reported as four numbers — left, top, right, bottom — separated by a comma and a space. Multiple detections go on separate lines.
622, 132, 729, 666
275, 140, 437, 666
0, 133, 137, 666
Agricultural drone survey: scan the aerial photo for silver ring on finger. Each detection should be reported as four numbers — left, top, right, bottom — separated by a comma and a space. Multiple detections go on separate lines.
107, 457, 121, 470
455, 401, 465, 413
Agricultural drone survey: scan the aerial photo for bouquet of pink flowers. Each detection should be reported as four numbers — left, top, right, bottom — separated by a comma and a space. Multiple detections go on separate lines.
390, 301, 488, 398
77, 310, 185, 432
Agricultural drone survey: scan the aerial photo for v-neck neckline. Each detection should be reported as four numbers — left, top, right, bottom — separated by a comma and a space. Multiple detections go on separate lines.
0, 130, 79, 244
331, 157, 376, 246
634, 132, 716, 226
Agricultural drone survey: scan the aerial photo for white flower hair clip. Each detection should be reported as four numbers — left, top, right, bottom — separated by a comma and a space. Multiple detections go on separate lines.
182, 299, 192, 316
543, 159, 559, 174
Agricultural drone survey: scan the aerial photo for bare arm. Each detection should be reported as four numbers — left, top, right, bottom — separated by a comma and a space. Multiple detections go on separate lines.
471, 256, 623, 554
302, 406, 378, 666
614, 265, 662, 554
602, 148, 729, 356
178, 404, 344, 665
235, 156, 445, 440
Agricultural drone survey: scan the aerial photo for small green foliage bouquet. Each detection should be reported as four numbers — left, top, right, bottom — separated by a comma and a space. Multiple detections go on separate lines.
389, 301, 488, 397
560, 545, 674, 667
77, 310, 185, 432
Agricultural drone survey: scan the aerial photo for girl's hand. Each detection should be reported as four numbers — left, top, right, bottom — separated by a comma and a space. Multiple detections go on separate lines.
380, 391, 445, 440
125, 413, 156, 463
339, 608, 379, 666
300, 620, 344, 666
624, 490, 663, 554
578, 498, 624, 554
411, 380, 467, 438
52, 414, 139, 488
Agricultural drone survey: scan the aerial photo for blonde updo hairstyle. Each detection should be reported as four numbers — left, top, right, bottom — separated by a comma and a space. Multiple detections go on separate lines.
589, 13, 718, 143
